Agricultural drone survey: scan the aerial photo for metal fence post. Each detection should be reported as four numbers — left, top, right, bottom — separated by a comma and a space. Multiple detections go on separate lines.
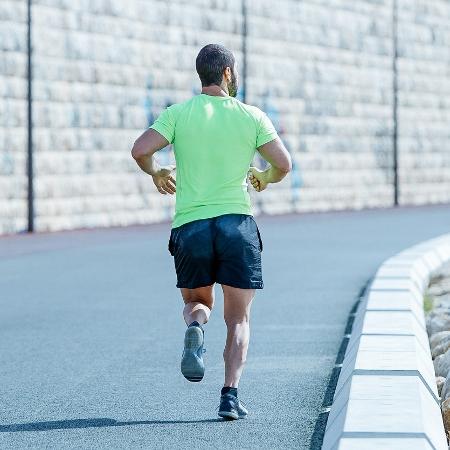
26, 0, 34, 232
392, 0, 399, 206
241, 0, 247, 104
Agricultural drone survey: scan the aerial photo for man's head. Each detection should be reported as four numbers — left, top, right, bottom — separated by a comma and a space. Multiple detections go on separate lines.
196, 44, 238, 97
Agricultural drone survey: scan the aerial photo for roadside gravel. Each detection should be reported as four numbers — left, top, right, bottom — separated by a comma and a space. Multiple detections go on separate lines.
426, 261, 450, 447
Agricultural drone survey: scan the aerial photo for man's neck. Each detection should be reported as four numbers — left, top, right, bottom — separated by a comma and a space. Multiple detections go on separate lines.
201, 85, 229, 97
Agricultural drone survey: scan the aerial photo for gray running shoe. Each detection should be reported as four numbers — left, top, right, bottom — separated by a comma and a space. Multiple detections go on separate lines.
180, 325, 205, 382
218, 393, 248, 420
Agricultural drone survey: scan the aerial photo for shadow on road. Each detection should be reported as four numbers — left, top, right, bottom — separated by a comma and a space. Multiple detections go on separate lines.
308, 278, 372, 450
0, 417, 222, 432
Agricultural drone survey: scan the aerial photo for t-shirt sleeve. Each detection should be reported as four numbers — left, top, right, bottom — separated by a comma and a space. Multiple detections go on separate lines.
149, 106, 176, 144
256, 111, 278, 148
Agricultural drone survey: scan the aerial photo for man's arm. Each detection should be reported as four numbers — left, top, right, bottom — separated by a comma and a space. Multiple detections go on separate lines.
257, 137, 292, 182
248, 137, 292, 192
131, 128, 176, 195
131, 128, 170, 176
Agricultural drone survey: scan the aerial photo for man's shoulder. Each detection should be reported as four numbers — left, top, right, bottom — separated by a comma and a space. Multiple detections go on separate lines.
232, 99, 265, 121
238, 100, 264, 119
166, 97, 194, 114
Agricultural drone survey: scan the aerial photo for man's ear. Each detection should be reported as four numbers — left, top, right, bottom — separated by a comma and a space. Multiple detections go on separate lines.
224, 66, 232, 82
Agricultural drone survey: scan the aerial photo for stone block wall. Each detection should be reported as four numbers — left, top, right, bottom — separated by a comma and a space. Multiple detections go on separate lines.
397, 0, 450, 205
1, 0, 28, 234
246, 0, 395, 215
0, 0, 449, 234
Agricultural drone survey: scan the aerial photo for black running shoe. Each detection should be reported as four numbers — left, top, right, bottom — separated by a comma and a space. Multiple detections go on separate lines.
180, 324, 205, 382
218, 393, 248, 420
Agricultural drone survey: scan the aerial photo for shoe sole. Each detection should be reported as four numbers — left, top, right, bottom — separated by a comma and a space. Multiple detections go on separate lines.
181, 326, 204, 382
218, 411, 247, 420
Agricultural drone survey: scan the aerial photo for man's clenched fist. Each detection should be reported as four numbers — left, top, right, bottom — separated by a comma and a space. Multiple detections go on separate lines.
152, 164, 176, 195
248, 166, 268, 192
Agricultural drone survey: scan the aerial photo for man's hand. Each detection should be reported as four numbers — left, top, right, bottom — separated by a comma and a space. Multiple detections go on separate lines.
152, 164, 176, 195
248, 166, 269, 192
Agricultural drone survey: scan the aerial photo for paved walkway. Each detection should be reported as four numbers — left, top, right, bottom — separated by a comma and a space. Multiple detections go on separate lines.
1, 205, 450, 449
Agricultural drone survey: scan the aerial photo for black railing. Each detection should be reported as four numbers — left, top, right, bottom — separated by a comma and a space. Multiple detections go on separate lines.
392, 0, 399, 206
26, 0, 34, 232
241, 0, 247, 104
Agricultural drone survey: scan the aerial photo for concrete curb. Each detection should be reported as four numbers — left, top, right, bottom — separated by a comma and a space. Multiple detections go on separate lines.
322, 233, 450, 450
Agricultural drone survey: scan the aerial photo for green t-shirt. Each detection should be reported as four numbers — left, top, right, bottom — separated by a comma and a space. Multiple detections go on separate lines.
149, 93, 278, 229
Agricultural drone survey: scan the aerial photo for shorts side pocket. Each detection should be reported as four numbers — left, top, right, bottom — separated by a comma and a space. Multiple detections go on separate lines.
253, 220, 263, 253
168, 230, 175, 256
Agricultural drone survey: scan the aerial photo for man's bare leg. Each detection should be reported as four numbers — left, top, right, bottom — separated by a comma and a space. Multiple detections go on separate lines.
180, 284, 215, 382
221, 284, 255, 388
181, 284, 215, 326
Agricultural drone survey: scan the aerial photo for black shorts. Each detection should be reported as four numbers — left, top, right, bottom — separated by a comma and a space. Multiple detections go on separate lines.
168, 213, 264, 289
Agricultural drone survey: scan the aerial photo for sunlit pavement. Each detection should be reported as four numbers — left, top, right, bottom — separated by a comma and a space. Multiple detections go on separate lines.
1, 204, 450, 449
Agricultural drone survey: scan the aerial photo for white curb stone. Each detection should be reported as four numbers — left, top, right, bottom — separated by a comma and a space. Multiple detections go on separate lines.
335, 438, 434, 449
382, 259, 430, 287
366, 290, 425, 327
375, 266, 426, 291
325, 376, 444, 450
322, 233, 450, 450
334, 335, 438, 402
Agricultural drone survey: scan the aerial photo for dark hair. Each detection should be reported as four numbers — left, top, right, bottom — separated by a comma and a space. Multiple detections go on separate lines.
196, 44, 235, 87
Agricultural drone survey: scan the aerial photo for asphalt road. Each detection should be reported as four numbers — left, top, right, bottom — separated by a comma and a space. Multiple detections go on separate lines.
1, 205, 450, 449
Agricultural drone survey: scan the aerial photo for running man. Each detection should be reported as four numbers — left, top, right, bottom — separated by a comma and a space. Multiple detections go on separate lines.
131, 44, 292, 420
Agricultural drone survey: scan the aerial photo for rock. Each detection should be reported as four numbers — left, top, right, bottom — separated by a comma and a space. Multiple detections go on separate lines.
428, 285, 449, 297
431, 306, 450, 317
429, 273, 446, 283
441, 397, 450, 433
437, 376, 446, 397
434, 349, 450, 378
440, 265, 450, 278
427, 278, 450, 294
441, 373, 450, 401
433, 335, 450, 359
431, 331, 450, 351
434, 294, 450, 308
427, 313, 450, 336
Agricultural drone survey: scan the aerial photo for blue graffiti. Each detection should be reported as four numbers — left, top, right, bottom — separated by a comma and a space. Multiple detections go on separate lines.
1, 151, 14, 175
143, 76, 176, 221
262, 90, 303, 205
143, 77, 155, 126
143, 76, 174, 168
